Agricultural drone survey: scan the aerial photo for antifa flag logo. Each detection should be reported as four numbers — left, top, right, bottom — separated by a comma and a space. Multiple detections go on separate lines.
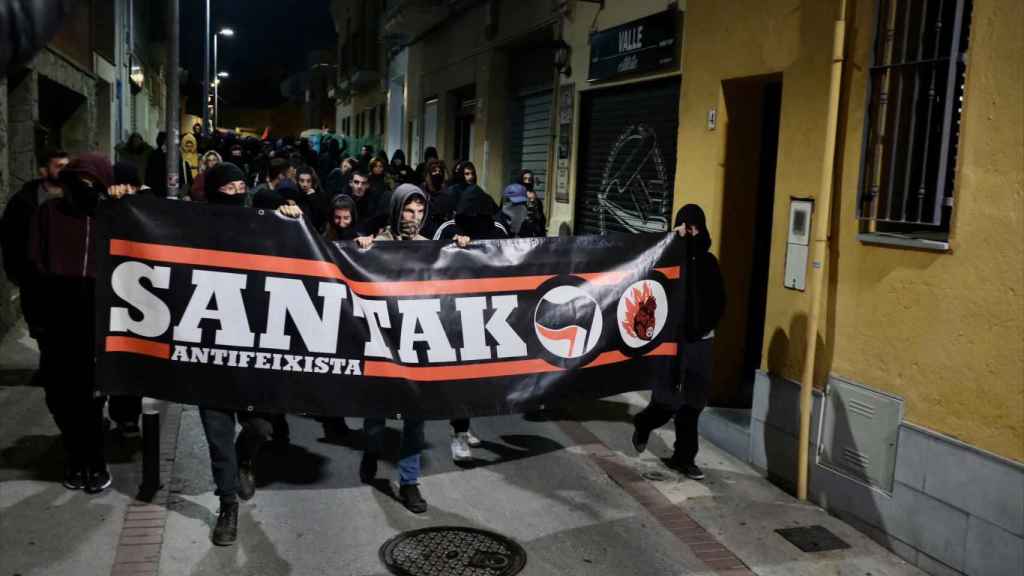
533, 285, 603, 359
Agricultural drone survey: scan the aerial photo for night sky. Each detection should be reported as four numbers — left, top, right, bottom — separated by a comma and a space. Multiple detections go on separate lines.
180, 0, 338, 111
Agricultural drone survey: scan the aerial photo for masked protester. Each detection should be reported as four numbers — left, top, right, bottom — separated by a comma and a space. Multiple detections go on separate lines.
389, 149, 414, 185
631, 204, 725, 481
1, 150, 69, 340
358, 145, 374, 173
354, 184, 431, 513
198, 162, 302, 546
421, 159, 453, 237
28, 154, 135, 496
432, 184, 508, 462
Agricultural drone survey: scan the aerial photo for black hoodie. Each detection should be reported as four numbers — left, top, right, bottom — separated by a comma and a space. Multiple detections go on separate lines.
676, 204, 726, 343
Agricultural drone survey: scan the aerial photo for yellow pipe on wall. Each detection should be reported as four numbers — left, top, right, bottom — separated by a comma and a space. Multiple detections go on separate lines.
797, 0, 848, 501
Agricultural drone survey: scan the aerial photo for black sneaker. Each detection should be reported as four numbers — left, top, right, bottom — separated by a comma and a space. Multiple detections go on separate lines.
117, 421, 141, 438
84, 466, 112, 494
238, 460, 256, 501
399, 484, 428, 514
359, 453, 378, 484
212, 500, 239, 546
632, 426, 650, 454
665, 458, 705, 480
63, 465, 86, 490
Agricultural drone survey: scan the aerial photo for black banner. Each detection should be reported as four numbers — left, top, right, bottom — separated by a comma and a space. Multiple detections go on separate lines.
96, 197, 684, 419
588, 9, 680, 82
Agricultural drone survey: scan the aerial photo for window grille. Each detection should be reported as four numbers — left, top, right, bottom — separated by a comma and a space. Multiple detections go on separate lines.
858, 0, 972, 240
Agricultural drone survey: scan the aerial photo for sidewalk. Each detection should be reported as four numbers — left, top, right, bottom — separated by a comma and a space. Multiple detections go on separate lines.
0, 317, 926, 575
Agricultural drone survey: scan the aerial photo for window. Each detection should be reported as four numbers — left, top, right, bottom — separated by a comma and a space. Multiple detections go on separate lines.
858, 0, 972, 243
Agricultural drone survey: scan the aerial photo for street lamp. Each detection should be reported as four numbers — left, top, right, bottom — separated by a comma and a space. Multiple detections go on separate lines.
213, 28, 235, 130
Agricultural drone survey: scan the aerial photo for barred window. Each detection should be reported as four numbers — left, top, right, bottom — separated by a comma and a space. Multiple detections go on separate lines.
858, 0, 972, 244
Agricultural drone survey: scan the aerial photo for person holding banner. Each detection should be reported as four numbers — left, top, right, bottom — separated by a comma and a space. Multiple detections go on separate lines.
28, 153, 136, 495
197, 162, 304, 546
354, 184, 433, 513
631, 204, 725, 481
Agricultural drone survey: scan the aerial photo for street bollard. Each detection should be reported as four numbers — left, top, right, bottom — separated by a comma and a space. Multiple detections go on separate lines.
139, 410, 163, 500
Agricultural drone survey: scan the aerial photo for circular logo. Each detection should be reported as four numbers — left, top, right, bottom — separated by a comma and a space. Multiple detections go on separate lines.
533, 285, 603, 359
617, 279, 668, 348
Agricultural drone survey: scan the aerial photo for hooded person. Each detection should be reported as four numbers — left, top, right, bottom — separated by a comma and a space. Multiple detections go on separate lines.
421, 158, 453, 236
195, 160, 302, 547
434, 184, 506, 242
500, 183, 528, 237
431, 184, 507, 462
631, 204, 725, 481
389, 149, 414, 184
324, 193, 360, 241
181, 132, 200, 179
29, 153, 121, 496
355, 184, 431, 514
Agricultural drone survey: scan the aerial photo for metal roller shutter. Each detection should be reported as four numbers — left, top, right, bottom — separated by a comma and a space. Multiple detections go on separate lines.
574, 78, 681, 235
508, 91, 552, 197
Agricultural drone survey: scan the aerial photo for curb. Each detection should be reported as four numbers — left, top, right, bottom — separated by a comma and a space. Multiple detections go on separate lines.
110, 402, 184, 576
557, 418, 755, 576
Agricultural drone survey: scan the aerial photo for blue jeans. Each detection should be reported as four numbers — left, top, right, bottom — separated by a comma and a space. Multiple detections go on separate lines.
363, 418, 425, 486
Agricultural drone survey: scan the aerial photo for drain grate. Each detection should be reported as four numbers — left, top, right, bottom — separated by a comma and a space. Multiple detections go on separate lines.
380, 527, 527, 576
775, 525, 851, 553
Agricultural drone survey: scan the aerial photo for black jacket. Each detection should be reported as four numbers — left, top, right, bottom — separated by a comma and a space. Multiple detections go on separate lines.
675, 205, 726, 343
0, 179, 53, 334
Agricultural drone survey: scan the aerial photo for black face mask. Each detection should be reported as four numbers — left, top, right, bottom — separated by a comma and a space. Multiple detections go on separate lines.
523, 181, 534, 192
208, 191, 247, 207
62, 174, 101, 214
430, 174, 445, 189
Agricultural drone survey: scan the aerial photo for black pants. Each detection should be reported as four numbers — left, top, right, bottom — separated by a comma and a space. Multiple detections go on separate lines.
109, 395, 142, 424
198, 408, 275, 502
451, 419, 470, 434
633, 403, 703, 464
39, 339, 106, 469
634, 338, 714, 464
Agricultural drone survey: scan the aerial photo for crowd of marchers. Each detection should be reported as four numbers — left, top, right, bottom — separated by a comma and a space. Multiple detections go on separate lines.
0, 130, 724, 549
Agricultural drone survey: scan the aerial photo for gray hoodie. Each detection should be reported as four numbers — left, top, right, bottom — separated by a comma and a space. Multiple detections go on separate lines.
378, 183, 430, 241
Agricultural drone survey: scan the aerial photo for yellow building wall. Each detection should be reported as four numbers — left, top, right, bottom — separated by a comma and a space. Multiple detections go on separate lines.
676, 0, 1023, 461
830, 0, 1024, 461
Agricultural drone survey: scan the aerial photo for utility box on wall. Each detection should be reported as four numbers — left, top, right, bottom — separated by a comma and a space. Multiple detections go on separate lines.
784, 199, 812, 291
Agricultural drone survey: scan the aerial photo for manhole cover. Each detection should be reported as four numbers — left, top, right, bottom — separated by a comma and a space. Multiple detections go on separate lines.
380, 527, 527, 576
775, 525, 851, 553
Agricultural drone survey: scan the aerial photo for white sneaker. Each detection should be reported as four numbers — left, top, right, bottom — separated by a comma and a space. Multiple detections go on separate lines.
465, 429, 482, 447
450, 433, 473, 461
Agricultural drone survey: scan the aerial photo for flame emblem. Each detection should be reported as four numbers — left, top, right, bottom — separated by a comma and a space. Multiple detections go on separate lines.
622, 282, 658, 341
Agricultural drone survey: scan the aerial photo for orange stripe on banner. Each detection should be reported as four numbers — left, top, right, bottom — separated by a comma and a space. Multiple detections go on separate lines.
363, 342, 679, 382
109, 239, 554, 296
364, 358, 562, 381
110, 240, 679, 296
655, 266, 681, 280
105, 336, 171, 359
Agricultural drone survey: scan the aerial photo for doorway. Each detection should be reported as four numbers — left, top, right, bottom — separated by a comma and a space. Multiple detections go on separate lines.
712, 76, 782, 407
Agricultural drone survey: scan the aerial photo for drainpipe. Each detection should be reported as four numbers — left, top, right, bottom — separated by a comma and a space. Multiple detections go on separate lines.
797, 0, 848, 502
